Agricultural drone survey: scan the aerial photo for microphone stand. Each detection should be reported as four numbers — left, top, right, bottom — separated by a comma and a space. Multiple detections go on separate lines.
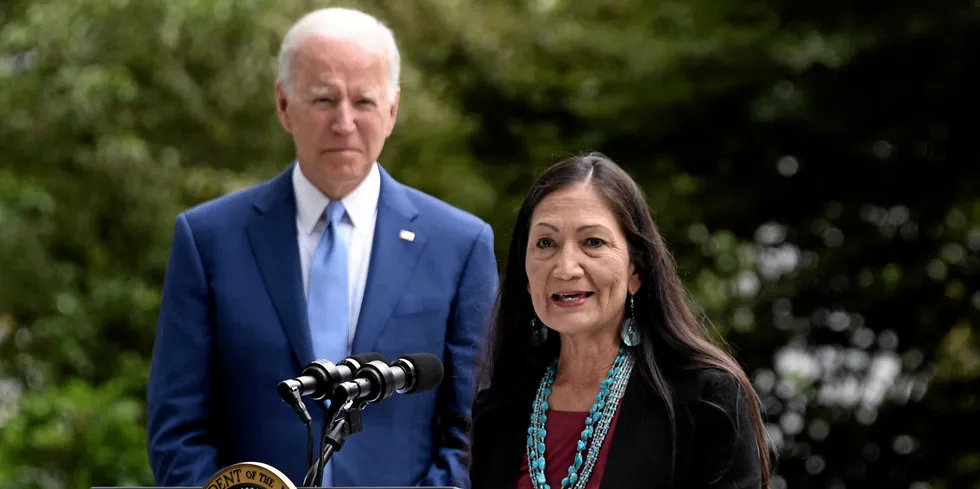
302, 392, 366, 487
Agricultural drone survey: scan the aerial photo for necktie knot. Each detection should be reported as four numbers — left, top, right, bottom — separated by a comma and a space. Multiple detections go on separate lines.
325, 200, 346, 225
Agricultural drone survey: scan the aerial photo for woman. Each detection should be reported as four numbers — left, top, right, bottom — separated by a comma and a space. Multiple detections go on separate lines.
469, 154, 771, 489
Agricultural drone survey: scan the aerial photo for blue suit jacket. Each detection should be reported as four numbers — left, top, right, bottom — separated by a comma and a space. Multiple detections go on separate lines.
146, 164, 498, 488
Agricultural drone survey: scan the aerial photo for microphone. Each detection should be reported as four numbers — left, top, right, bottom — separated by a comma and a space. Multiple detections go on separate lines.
333, 353, 444, 405
278, 352, 387, 422
281, 353, 387, 489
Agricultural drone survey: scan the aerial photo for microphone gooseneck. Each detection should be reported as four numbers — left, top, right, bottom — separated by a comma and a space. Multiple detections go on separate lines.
284, 352, 443, 487
275, 352, 387, 488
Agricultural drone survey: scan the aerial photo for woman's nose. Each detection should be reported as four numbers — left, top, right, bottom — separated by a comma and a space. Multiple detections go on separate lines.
552, 246, 584, 280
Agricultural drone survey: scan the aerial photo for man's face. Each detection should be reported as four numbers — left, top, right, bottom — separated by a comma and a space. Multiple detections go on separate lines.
276, 35, 399, 199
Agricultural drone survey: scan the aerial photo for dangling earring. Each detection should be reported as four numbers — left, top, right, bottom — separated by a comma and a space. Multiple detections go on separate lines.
621, 293, 639, 347
530, 317, 549, 346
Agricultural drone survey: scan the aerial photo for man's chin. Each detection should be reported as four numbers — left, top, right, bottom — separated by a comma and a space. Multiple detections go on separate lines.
317, 155, 366, 172
310, 158, 370, 186
323, 149, 360, 156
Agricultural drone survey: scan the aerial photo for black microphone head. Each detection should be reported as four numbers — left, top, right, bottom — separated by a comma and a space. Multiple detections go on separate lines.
301, 360, 334, 382
343, 352, 387, 368
396, 353, 444, 394
299, 360, 336, 400
277, 379, 301, 402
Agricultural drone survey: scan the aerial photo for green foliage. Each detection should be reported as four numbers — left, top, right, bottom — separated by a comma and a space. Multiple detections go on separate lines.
2, 0, 978, 488
0, 376, 151, 489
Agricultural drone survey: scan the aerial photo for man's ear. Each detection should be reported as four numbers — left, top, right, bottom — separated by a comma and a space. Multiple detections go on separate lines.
275, 81, 292, 133
385, 87, 401, 137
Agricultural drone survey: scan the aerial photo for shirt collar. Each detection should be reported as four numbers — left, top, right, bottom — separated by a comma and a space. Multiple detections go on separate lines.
293, 161, 381, 235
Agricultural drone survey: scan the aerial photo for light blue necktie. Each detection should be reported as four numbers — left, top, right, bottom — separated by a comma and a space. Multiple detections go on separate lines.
307, 200, 349, 487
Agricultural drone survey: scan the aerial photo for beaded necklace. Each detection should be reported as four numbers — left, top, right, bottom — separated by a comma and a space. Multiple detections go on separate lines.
526, 346, 635, 489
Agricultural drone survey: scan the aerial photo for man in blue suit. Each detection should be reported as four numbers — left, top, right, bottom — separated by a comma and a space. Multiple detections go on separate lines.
146, 7, 498, 488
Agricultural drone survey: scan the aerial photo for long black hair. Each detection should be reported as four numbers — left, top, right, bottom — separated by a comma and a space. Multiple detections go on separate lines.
476, 153, 771, 487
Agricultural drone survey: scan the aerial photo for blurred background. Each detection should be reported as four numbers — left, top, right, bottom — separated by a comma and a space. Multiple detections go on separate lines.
1, 0, 977, 488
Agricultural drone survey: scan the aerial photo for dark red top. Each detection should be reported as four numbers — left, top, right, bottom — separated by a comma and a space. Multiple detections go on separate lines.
514, 408, 622, 489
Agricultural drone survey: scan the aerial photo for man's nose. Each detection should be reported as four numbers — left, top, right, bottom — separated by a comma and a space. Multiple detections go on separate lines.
330, 103, 356, 134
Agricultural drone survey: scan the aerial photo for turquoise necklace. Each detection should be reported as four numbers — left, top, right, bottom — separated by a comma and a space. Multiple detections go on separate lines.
526, 346, 634, 489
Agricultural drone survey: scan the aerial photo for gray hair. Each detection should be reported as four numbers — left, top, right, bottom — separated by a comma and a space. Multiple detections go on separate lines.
277, 8, 401, 102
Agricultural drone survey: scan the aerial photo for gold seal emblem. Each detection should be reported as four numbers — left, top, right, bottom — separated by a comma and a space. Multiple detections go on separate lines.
202, 462, 298, 489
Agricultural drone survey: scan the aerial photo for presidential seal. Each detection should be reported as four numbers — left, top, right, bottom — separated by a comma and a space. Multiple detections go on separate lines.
203, 462, 298, 489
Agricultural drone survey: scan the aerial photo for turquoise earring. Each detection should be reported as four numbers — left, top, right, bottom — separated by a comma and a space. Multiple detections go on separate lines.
621, 293, 639, 347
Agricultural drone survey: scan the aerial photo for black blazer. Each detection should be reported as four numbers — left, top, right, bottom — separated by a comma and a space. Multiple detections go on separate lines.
469, 367, 763, 489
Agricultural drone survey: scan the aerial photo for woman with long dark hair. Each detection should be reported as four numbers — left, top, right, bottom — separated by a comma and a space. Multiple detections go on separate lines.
469, 154, 771, 489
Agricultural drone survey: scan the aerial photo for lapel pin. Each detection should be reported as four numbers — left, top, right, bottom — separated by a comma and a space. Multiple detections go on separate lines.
399, 230, 416, 242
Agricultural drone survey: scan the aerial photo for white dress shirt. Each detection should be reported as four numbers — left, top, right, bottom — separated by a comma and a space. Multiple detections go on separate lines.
293, 162, 380, 357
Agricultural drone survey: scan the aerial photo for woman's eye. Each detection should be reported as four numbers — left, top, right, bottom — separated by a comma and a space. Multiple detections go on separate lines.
584, 237, 605, 247
535, 238, 554, 248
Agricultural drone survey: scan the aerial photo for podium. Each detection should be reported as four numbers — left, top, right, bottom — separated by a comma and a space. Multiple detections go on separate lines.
90, 461, 461, 489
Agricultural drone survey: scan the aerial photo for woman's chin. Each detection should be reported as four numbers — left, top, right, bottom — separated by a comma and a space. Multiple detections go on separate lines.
546, 318, 610, 340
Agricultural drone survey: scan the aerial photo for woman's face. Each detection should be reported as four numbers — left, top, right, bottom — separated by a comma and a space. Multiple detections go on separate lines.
525, 183, 640, 339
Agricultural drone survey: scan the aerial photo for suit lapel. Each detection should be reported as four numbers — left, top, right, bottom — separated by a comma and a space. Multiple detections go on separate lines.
246, 166, 315, 367
600, 373, 671, 489
351, 167, 426, 353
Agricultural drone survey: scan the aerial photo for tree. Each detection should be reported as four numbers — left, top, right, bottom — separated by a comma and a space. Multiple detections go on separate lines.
372, 0, 980, 487
1, 0, 976, 488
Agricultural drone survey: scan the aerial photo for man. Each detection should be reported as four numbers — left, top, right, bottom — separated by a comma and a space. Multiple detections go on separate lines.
146, 7, 498, 488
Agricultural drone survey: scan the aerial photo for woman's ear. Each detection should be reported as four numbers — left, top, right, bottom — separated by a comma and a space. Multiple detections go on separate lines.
628, 263, 641, 295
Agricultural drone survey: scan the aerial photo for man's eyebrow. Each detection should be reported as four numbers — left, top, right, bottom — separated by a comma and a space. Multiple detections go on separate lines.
309, 86, 332, 97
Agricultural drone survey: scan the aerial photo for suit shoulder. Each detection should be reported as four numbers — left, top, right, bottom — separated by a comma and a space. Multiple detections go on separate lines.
671, 366, 749, 407
402, 185, 491, 235
180, 179, 277, 230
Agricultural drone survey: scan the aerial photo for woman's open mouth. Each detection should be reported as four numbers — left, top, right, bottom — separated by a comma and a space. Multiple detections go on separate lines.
551, 291, 594, 307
